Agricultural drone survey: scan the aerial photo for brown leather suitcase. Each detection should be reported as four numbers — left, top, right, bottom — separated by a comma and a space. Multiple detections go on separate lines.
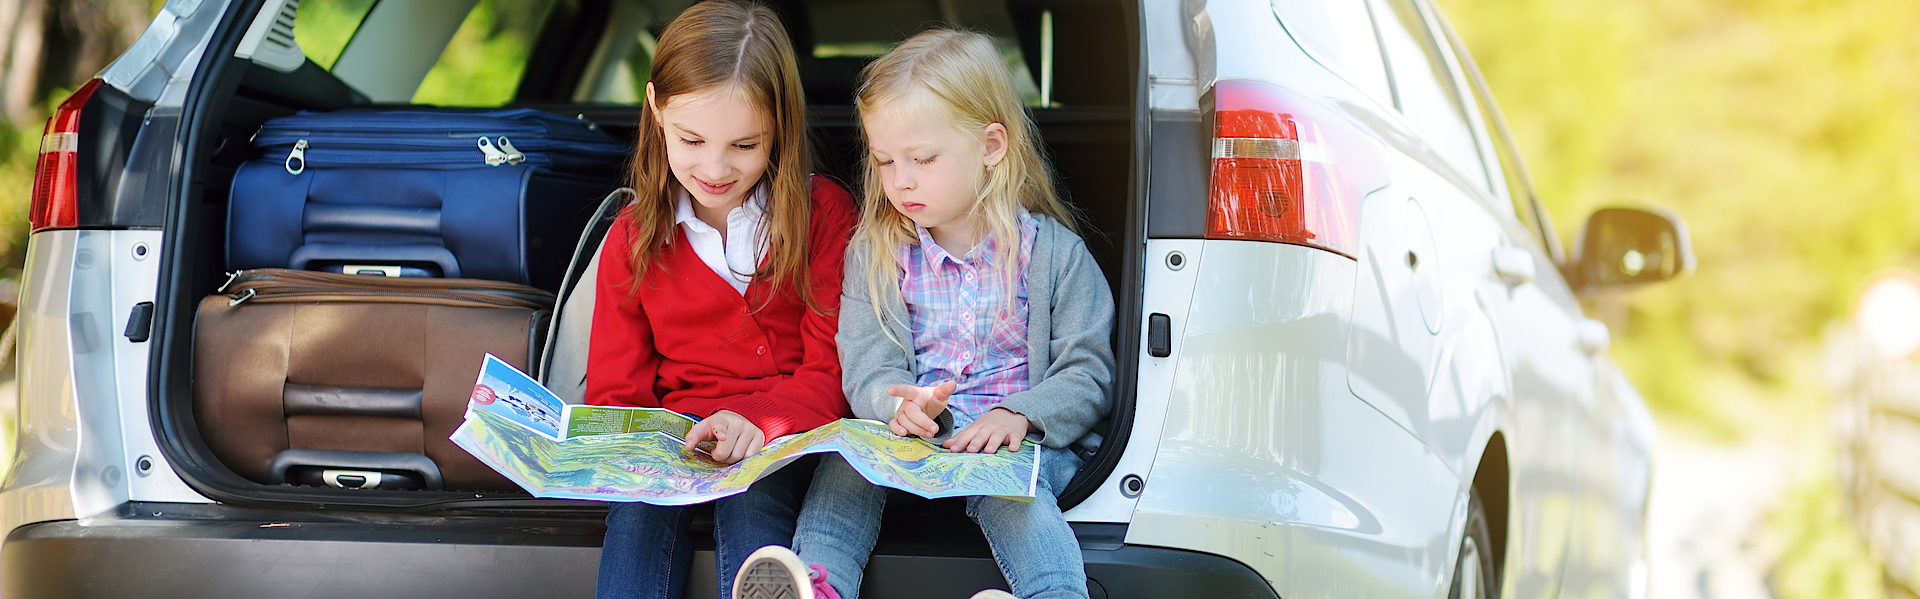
194, 269, 553, 492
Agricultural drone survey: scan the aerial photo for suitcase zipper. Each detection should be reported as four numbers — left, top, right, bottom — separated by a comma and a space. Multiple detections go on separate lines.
257, 135, 622, 155
221, 269, 555, 309
270, 137, 588, 172
277, 148, 554, 169
477, 136, 526, 166
495, 137, 526, 164
285, 139, 307, 175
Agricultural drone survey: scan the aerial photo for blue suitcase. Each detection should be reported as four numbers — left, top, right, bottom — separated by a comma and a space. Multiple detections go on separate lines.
228, 108, 630, 291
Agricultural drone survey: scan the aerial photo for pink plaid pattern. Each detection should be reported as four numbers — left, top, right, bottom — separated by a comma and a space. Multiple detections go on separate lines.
897, 213, 1040, 428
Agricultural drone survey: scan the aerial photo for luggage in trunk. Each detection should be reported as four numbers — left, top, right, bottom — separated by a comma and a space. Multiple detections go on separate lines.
193, 269, 555, 492
226, 108, 630, 291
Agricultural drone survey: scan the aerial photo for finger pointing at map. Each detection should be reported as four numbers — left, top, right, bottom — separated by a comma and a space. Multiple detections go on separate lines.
685, 410, 767, 464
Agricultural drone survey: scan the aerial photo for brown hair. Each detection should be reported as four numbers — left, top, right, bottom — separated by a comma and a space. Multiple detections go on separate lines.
623, 1, 819, 312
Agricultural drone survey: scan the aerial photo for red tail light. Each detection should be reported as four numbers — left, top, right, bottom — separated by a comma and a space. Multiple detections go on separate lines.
30, 78, 104, 234
1207, 79, 1387, 257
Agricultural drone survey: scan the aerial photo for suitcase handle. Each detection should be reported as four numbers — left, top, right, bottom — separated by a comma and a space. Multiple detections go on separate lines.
290, 243, 461, 278
268, 448, 445, 491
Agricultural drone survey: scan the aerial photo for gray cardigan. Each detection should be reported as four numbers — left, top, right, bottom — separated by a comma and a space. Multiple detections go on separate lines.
837, 215, 1116, 449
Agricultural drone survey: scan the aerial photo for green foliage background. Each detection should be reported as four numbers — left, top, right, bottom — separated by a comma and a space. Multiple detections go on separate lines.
1438, 0, 1916, 595
1439, 0, 1920, 437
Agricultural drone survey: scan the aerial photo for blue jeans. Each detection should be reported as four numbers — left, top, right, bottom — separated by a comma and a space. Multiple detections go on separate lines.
597, 455, 816, 599
792, 447, 1087, 599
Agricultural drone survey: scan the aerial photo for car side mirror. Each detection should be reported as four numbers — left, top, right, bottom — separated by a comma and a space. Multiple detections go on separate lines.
1570, 207, 1694, 293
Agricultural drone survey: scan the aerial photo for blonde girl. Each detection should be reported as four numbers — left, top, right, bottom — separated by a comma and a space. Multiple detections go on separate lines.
585, 2, 858, 598
728, 28, 1116, 599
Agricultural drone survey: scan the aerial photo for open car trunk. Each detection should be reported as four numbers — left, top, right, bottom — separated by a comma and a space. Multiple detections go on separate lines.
151, 0, 1142, 524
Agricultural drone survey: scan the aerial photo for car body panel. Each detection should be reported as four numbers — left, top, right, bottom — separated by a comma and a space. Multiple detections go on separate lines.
1064, 240, 1204, 523
5, 232, 84, 534
1125, 240, 1462, 599
5, 230, 206, 537
101, 0, 230, 104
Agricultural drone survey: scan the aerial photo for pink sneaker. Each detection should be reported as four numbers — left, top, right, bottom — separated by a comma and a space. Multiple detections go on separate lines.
732, 545, 841, 599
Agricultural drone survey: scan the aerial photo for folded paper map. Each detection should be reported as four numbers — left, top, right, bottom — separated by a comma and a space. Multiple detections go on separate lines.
451, 354, 1042, 505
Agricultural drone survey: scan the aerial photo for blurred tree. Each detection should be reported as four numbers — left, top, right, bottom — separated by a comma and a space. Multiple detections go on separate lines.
0, 0, 149, 122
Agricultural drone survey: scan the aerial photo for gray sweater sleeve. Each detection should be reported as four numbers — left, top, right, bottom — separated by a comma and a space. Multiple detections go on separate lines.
837, 245, 934, 426
995, 231, 1117, 449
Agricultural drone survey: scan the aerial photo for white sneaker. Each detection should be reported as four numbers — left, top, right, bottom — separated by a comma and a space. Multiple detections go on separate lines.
969, 590, 1018, 599
733, 545, 821, 599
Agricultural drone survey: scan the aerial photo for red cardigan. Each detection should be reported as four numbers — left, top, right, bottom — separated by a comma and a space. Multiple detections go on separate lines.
585, 176, 858, 439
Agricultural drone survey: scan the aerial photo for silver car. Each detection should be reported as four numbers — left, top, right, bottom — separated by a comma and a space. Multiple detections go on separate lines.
1, 0, 1688, 597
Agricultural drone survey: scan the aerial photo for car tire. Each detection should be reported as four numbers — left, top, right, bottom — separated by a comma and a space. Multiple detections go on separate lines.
1449, 488, 1500, 599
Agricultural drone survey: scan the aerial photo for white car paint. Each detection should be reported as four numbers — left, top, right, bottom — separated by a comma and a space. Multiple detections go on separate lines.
1126, 1, 1655, 599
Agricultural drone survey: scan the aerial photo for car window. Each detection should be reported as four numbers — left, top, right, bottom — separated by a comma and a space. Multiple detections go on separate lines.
1366, 0, 1489, 192
802, 0, 1046, 106
576, 14, 657, 104
411, 0, 558, 106
1269, 0, 1393, 108
1456, 49, 1567, 264
294, 0, 379, 69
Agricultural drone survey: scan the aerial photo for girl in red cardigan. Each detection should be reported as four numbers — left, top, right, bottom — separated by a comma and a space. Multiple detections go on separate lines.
585, 3, 856, 598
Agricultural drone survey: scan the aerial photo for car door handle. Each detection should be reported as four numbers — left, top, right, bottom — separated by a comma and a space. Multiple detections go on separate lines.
1492, 247, 1535, 285
1578, 318, 1611, 355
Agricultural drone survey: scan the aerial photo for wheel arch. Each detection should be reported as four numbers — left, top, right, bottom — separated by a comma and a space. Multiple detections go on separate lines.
1471, 430, 1510, 590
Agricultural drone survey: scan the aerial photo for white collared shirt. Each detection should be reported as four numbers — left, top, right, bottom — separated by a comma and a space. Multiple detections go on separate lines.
675, 186, 768, 295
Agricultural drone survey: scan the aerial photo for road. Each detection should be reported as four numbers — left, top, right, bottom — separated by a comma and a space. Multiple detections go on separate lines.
1646, 434, 1794, 599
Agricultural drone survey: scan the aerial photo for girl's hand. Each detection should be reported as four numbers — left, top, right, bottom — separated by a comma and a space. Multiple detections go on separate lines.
684, 410, 766, 464
944, 407, 1031, 454
887, 380, 956, 438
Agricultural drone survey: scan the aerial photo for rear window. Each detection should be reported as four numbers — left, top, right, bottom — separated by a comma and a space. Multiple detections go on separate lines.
293, 0, 554, 106
294, 0, 378, 69
1270, 0, 1393, 107
1366, 0, 1488, 191
797, 0, 1048, 106
412, 0, 557, 106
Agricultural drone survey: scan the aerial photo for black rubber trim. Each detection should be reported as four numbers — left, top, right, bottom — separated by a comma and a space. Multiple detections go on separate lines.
77, 80, 160, 228
267, 448, 444, 490
2, 504, 1277, 599
1, 503, 606, 599
122, 301, 155, 342
1054, 0, 1146, 512
1145, 109, 1207, 238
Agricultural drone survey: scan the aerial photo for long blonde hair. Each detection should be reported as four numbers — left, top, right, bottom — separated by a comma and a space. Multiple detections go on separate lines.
852, 29, 1076, 335
622, 1, 821, 313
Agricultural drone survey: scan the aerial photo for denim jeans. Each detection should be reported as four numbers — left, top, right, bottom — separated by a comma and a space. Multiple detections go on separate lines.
792, 447, 1087, 599
597, 455, 816, 599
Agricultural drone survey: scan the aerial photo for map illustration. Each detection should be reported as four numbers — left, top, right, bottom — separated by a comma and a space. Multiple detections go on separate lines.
452, 355, 1042, 505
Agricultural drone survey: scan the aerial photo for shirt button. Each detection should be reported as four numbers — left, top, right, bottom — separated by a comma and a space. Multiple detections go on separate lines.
755, 345, 767, 356
964, 272, 974, 281
963, 312, 974, 321
962, 352, 972, 361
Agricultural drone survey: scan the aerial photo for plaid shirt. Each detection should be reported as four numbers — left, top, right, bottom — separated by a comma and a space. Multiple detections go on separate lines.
900, 213, 1040, 429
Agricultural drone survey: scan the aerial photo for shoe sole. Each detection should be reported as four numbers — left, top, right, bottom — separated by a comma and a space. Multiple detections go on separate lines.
734, 548, 812, 599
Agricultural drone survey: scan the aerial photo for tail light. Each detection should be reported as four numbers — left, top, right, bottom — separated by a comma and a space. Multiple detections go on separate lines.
1207, 79, 1387, 257
30, 78, 104, 234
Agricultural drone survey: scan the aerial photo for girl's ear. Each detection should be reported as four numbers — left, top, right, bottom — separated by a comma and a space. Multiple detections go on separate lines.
981, 122, 1009, 168
646, 82, 662, 125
